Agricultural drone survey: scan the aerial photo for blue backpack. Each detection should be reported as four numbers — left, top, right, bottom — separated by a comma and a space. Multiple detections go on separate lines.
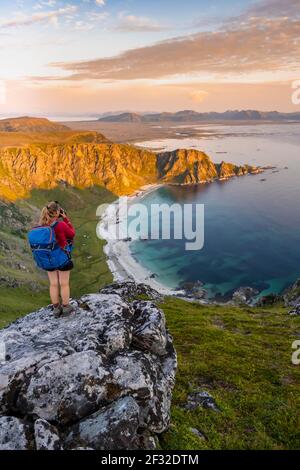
28, 222, 72, 271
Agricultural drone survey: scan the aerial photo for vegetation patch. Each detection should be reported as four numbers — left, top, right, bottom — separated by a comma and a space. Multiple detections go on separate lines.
158, 297, 300, 450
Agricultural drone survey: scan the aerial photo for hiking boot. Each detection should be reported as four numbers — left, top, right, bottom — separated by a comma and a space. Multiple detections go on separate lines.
61, 304, 75, 316
52, 304, 62, 318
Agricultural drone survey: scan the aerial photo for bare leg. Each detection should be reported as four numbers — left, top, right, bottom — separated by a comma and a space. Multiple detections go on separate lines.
58, 270, 71, 306
47, 271, 60, 305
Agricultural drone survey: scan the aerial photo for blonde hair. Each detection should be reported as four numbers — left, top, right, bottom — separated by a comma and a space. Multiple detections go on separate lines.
39, 201, 60, 226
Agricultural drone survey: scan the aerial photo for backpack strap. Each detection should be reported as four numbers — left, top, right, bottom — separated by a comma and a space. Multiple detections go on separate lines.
49, 221, 59, 247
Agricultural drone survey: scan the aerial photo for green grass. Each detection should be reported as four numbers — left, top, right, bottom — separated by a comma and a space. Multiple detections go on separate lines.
0, 286, 49, 329
158, 297, 300, 450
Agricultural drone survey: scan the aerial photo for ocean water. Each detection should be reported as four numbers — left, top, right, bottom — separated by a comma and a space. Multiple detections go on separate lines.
130, 123, 300, 299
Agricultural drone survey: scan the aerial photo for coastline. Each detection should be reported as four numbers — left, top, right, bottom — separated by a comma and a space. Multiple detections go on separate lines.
98, 171, 264, 300
98, 183, 184, 296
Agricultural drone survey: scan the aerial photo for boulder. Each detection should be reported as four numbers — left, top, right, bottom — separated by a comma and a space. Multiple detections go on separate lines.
18, 351, 110, 424
179, 280, 208, 299
100, 281, 162, 302
283, 278, 300, 307
34, 419, 62, 450
184, 390, 220, 412
232, 286, 259, 305
0, 282, 177, 450
65, 396, 140, 450
0, 416, 33, 450
288, 305, 300, 316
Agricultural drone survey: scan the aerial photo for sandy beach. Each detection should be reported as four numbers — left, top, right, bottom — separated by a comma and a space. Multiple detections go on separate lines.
98, 183, 184, 296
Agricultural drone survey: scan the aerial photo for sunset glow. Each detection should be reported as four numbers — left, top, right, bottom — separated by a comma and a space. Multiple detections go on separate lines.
0, 0, 299, 115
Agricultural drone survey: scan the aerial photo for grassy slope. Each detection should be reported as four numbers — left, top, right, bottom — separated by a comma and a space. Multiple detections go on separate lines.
0, 130, 108, 148
159, 298, 300, 450
0, 185, 115, 328
0, 185, 299, 450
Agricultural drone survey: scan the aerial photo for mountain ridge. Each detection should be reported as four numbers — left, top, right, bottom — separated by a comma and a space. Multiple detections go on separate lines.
98, 109, 300, 122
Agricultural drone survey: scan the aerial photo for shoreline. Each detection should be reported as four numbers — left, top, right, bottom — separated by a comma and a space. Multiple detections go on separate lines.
98, 183, 185, 296
98, 172, 265, 301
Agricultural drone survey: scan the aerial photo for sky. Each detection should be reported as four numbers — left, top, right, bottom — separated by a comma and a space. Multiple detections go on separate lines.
0, 0, 300, 115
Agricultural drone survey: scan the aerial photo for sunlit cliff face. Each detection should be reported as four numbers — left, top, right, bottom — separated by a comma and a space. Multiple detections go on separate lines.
0, 0, 299, 114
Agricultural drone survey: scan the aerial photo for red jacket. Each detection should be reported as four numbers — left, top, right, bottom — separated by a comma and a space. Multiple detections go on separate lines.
54, 217, 75, 249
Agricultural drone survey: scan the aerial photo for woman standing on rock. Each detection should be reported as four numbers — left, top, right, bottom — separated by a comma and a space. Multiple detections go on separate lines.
28, 201, 75, 318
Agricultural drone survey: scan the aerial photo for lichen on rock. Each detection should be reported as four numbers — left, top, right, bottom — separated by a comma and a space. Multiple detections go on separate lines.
0, 282, 177, 450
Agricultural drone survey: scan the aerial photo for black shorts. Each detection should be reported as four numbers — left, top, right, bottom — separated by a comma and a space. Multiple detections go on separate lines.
47, 260, 74, 272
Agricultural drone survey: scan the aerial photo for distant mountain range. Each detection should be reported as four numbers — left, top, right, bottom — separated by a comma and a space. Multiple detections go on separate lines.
98, 110, 300, 123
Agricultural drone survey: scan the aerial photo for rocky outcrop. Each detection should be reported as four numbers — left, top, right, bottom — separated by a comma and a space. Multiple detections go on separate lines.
217, 162, 260, 180
288, 305, 300, 316
100, 281, 162, 302
232, 286, 259, 305
157, 149, 218, 184
0, 143, 262, 201
157, 151, 262, 185
178, 280, 208, 299
283, 278, 300, 307
0, 282, 177, 450
183, 390, 220, 412
283, 278, 300, 315
0, 416, 34, 450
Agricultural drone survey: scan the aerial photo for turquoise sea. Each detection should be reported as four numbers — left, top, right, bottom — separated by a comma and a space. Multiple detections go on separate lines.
130, 123, 300, 299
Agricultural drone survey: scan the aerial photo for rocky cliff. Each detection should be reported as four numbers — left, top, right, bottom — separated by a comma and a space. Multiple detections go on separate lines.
0, 143, 261, 201
0, 282, 177, 450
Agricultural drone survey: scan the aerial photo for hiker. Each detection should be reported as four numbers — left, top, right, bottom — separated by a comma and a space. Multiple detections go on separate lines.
28, 201, 75, 318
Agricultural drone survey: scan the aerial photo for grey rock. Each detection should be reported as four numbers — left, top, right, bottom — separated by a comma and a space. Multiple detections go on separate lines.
232, 286, 259, 305
0, 282, 177, 449
131, 301, 167, 355
0, 416, 33, 450
34, 419, 62, 450
288, 305, 300, 316
66, 396, 140, 450
179, 280, 208, 299
100, 281, 162, 302
108, 349, 176, 433
184, 391, 220, 412
19, 351, 109, 424
283, 278, 300, 307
